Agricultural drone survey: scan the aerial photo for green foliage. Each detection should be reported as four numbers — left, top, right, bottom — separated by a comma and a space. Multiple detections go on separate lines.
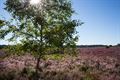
0, 20, 5, 27
4, 44, 25, 56
0, 45, 6, 49
1, 0, 82, 54
44, 54, 65, 60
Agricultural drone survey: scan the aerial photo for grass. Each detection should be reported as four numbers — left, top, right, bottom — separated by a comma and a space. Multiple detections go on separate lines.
43, 54, 65, 60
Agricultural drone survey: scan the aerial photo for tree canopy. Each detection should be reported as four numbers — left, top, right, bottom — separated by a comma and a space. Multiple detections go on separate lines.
1, 0, 82, 53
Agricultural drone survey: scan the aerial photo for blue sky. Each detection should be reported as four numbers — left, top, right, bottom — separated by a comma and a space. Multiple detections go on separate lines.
0, 0, 120, 45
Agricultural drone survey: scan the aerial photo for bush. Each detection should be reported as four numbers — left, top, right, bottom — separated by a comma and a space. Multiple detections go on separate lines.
106, 46, 110, 49
117, 44, 120, 47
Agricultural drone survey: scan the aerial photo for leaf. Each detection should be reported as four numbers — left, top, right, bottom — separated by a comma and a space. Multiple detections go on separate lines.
0, 20, 5, 27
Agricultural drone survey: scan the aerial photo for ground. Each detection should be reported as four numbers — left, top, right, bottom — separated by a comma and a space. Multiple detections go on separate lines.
0, 46, 120, 80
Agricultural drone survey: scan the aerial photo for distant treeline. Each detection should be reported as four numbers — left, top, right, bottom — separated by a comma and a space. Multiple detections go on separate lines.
77, 45, 106, 48
0, 45, 7, 49
0, 44, 120, 49
77, 44, 120, 48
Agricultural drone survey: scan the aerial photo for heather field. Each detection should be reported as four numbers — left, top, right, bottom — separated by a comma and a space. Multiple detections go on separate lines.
0, 46, 120, 80
0, 0, 120, 80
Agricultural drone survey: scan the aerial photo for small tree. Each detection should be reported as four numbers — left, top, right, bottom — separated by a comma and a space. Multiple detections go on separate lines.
0, 0, 82, 75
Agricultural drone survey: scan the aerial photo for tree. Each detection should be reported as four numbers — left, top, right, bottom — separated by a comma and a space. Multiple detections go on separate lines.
0, 0, 82, 76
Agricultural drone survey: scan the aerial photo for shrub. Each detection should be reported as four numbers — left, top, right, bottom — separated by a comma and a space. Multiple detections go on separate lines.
106, 46, 110, 49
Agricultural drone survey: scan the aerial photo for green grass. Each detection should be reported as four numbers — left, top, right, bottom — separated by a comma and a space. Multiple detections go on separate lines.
43, 54, 65, 60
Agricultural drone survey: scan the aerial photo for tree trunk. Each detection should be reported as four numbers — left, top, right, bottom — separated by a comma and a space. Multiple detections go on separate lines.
35, 55, 42, 73
35, 21, 43, 80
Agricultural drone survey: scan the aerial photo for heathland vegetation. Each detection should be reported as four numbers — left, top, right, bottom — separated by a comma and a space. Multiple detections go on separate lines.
0, 0, 120, 80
